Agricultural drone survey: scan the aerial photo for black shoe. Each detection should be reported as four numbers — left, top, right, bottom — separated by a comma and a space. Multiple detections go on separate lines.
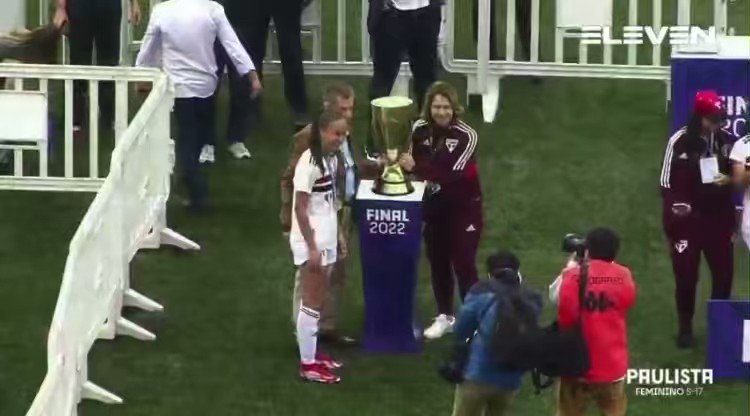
676, 332, 694, 349
318, 331, 358, 347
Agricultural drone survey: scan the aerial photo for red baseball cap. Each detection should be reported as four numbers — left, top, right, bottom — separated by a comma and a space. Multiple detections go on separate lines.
694, 90, 725, 120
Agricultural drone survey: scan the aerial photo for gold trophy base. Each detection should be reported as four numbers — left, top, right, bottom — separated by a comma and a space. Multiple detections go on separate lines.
373, 164, 414, 196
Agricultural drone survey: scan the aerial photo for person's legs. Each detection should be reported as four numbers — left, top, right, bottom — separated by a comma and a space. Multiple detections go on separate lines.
450, 200, 483, 301
93, 0, 122, 127
173, 97, 210, 209
292, 267, 302, 325
296, 257, 340, 382
425, 210, 455, 316
515, 0, 532, 60
664, 211, 701, 338
369, 10, 404, 102
272, 1, 308, 126
320, 206, 351, 334
297, 262, 327, 363
243, 9, 271, 130
66, 0, 95, 128
703, 219, 735, 300
406, 5, 440, 111
320, 260, 344, 333
485, 388, 515, 416
367, 10, 404, 154
556, 378, 590, 416
592, 381, 628, 416
451, 382, 489, 416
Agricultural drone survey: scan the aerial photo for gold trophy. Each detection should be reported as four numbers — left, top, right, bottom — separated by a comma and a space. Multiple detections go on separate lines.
370, 96, 415, 196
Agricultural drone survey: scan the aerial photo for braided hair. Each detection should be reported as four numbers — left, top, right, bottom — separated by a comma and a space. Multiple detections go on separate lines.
309, 109, 346, 175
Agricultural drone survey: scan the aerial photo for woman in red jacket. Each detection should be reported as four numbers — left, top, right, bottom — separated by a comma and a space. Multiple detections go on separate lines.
409, 81, 483, 340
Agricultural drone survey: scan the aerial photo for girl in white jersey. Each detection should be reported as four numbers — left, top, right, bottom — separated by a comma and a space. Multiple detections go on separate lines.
291, 110, 347, 384
730, 135, 750, 248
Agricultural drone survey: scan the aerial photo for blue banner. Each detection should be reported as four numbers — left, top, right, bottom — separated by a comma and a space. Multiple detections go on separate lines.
671, 53, 750, 207
671, 57, 750, 138
706, 300, 750, 380
356, 180, 426, 353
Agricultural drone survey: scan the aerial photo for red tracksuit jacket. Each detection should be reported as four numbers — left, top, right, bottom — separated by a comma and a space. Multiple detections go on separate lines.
410, 118, 482, 202
660, 127, 736, 230
558, 260, 636, 383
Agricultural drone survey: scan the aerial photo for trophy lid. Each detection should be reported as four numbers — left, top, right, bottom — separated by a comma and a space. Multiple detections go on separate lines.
371, 96, 413, 109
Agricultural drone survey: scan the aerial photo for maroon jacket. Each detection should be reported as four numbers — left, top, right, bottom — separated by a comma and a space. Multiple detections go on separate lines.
659, 127, 735, 228
410, 118, 482, 203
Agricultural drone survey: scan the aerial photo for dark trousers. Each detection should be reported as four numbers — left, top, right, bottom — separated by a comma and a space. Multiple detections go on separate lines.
174, 96, 215, 207
663, 207, 735, 334
235, 0, 308, 124
67, 0, 121, 127
473, 0, 532, 60
368, 5, 441, 110
210, 40, 251, 146
424, 196, 483, 316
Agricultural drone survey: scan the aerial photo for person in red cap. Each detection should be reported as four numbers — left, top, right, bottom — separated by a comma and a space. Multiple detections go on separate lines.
659, 90, 737, 348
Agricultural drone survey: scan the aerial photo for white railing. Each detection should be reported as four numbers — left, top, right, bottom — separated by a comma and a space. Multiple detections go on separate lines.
0, 64, 163, 192
449, 0, 733, 122
19, 65, 200, 416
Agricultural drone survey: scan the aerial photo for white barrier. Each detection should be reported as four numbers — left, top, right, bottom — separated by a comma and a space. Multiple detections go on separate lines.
448, 0, 733, 122
19, 65, 199, 415
0, 64, 167, 191
42, 0, 739, 122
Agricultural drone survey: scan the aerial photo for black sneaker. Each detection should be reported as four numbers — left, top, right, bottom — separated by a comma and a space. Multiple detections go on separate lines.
676, 332, 695, 349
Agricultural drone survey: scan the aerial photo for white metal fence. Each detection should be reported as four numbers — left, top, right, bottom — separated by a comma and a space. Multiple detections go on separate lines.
9, 65, 200, 416
0, 64, 163, 191
38, 0, 738, 123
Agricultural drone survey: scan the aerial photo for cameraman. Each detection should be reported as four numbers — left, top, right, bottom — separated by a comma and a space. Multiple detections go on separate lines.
556, 228, 635, 416
448, 250, 542, 416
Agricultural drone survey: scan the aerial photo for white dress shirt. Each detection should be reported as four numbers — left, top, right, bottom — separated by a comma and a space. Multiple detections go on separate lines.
135, 0, 255, 98
391, 0, 430, 10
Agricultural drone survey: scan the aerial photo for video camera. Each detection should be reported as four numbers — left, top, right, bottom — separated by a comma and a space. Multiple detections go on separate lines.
561, 233, 586, 259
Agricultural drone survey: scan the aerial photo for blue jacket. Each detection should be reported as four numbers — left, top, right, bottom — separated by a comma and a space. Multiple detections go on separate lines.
455, 280, 543, 390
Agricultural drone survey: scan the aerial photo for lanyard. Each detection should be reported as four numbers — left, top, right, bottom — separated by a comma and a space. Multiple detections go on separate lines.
703, 132, 715, 158
323, 154, 337, 205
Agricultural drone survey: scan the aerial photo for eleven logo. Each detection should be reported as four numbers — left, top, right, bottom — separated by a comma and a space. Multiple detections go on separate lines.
577, 26, 716, 46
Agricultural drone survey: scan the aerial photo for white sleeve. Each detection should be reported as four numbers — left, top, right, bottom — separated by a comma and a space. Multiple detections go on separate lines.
549, 274, 562, 306
211, 3, 255, 75
729, 136, 750, 163
135, 6, 162, 67
293, 155, 317, 194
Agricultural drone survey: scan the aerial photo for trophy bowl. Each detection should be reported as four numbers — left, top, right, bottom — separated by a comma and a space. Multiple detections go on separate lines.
370, 96, 415, 196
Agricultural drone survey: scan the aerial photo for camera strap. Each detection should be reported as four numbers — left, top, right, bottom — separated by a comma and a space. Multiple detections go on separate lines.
577, 256, 589, 319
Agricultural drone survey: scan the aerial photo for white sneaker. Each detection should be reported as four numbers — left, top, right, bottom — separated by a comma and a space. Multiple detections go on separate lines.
423, 314, 455, 340
228, 142, 251, 159
199, 145, 215, 164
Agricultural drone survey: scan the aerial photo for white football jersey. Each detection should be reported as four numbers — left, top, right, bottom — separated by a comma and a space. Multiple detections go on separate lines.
290, 149, 339, 264
730, 135, 750, 248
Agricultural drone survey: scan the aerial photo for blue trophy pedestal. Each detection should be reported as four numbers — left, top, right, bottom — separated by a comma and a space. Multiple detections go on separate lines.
706, 300, 750, 380
356, 179, 426, 353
